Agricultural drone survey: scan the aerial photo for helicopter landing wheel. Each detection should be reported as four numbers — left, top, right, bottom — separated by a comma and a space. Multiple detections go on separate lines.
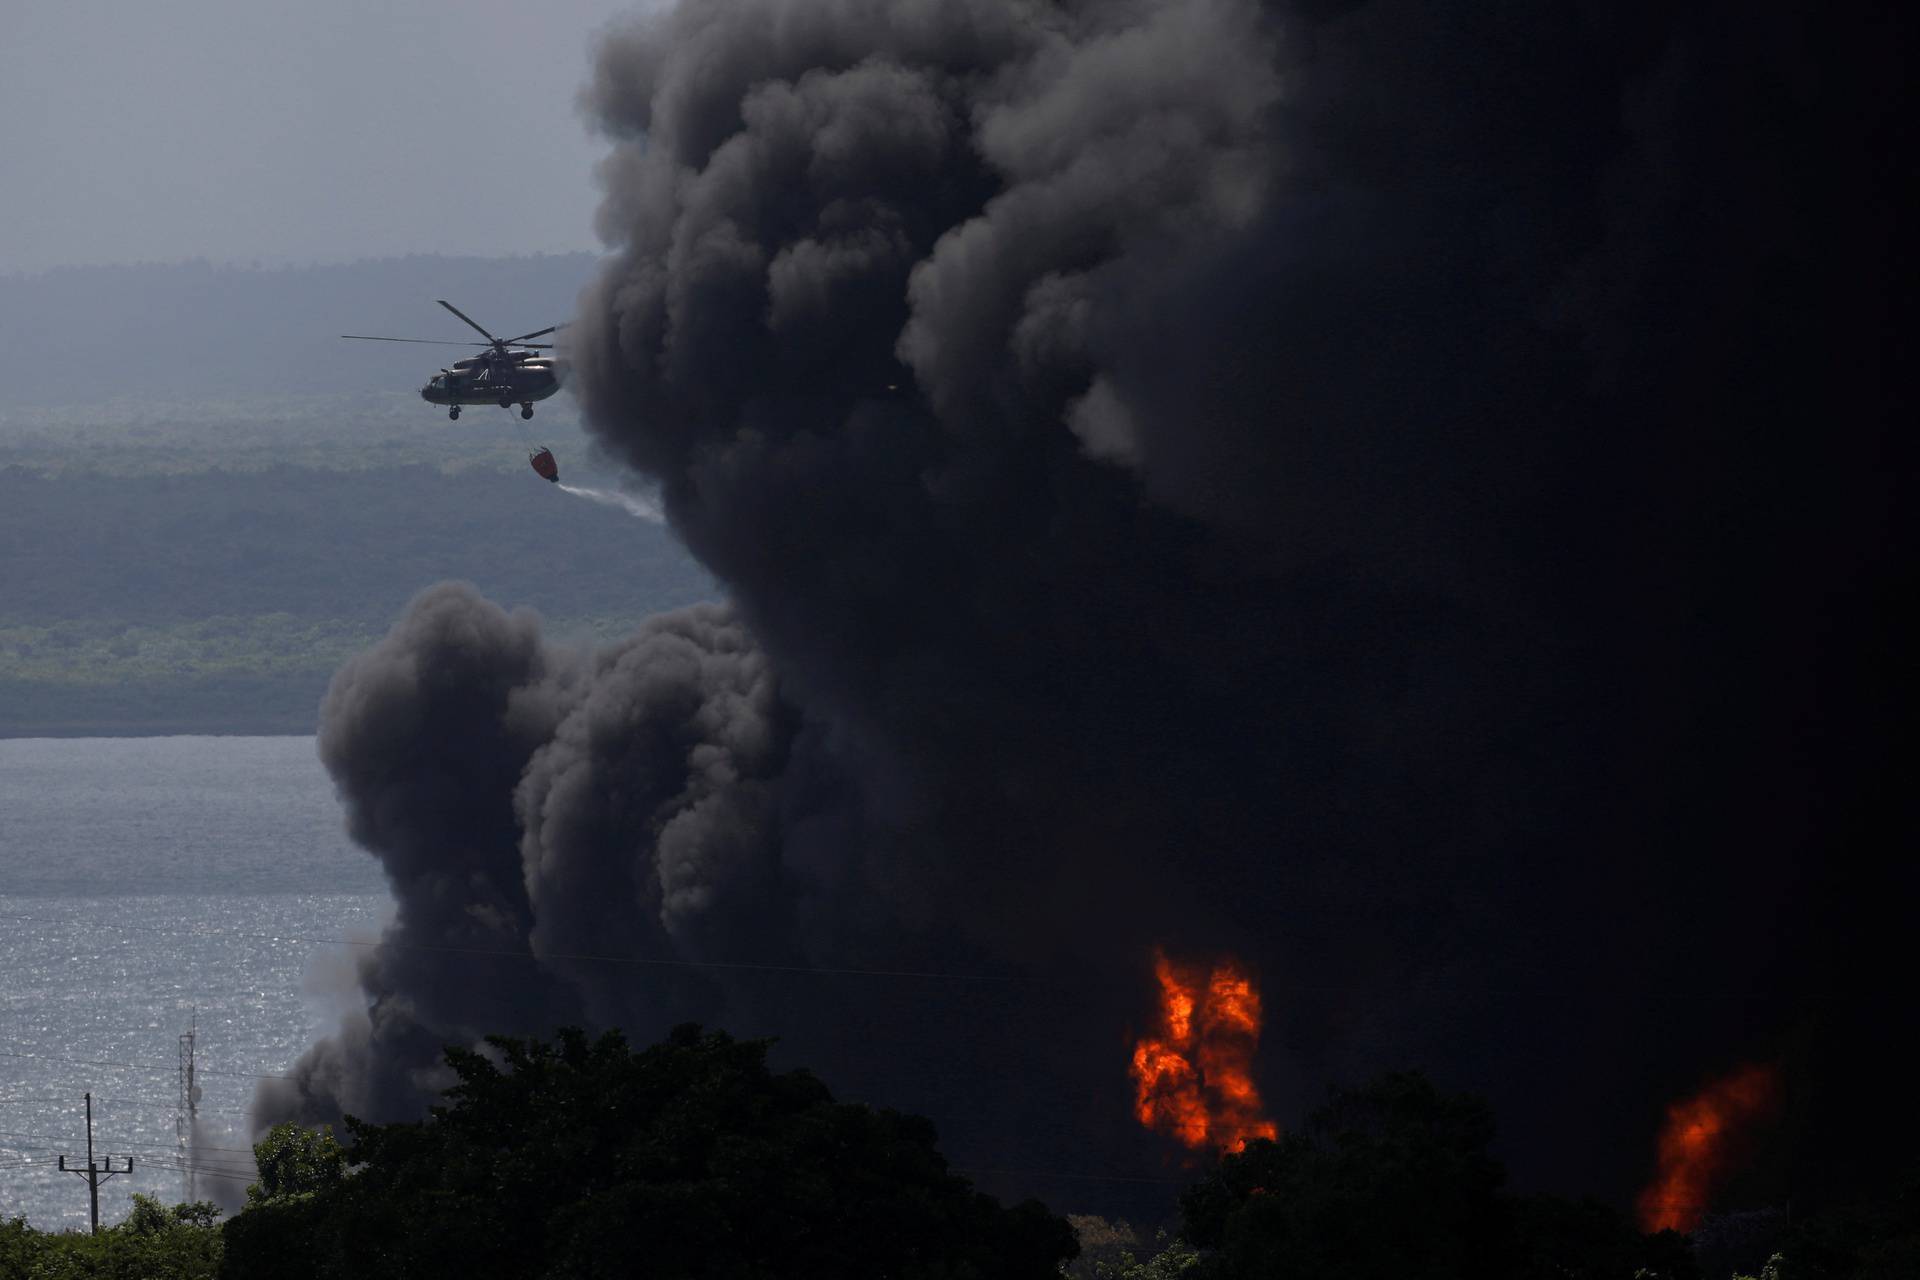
448, 406, 461, 420
498, 395, 513, 409
520, 404, 534, 420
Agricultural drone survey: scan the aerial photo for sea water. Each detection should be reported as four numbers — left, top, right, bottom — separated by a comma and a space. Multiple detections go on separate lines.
0, 736, 391, 1230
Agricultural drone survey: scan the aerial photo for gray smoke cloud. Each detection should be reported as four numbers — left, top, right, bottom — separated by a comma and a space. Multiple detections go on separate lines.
260, 0, 1906, 1209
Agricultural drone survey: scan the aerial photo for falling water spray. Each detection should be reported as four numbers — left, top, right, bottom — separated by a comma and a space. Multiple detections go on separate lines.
557, 483, 662, 522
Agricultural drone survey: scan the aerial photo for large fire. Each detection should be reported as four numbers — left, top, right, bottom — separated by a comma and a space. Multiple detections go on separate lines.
1636, 1062, 1780, 1233
1130, 949, 1279, 1153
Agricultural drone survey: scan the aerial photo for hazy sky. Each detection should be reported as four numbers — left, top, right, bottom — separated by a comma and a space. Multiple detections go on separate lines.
1, 0, 657, 275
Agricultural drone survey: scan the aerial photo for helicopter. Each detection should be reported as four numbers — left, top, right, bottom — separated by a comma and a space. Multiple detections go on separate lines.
344, 300, 562, 420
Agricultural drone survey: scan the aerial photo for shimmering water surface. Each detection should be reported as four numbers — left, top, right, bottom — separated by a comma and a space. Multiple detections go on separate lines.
0, 736, 390, 1229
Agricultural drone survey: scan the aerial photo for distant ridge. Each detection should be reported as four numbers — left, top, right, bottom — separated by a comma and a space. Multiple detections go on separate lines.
0, 252, 600, 405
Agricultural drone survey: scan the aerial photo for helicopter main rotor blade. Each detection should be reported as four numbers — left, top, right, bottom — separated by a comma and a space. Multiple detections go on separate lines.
500, 325, 559, 345
436, 300, 499, 343
342, 334, 490, 345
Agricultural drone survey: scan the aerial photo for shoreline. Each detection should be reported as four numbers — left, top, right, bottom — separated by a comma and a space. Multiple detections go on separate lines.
1, 717, 317, 739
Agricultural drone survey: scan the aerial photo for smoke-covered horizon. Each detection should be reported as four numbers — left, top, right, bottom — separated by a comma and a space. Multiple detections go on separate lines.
255, 0, 1910, 1215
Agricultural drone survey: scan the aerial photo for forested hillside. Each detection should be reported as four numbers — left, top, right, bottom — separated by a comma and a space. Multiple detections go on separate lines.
0, 254, 598, 405
0, 256, 715, 735
0, 456, 711, 734
0, 466, 698, 625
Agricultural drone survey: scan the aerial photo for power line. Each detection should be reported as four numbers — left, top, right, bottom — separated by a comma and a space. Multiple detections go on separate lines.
0, 1150, 257, 1182
0, 1128, 257, 1155
0, 1049, 294, 1082
169, 1162, 256, 1184
0, 1091, 254, 1117
4, 1150, 255, 1179
2, 1135, 259, 1186
0, 1142, 64, 1155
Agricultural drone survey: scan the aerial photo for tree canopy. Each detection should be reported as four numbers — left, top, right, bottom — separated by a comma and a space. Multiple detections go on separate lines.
220, 1024, 1076, 1280
1, 1195, 223, 1280
210, 1039, 1917, 1280
1178, 1072, 1697, 1280
244, 1124, 345, 1209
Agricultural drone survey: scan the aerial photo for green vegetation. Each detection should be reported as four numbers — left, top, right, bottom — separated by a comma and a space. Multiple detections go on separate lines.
243, 1126, 345, 1209
0, 613, 662, 735
0, 1196, 223, 1279
219, 1026, 1077, 1280
0, 394, 533, 476
1171, 1072, 1697, 1280
1734, 1173, 1920, 1280
0, 254, 716, 736
1075, 1072, 1917, 1280
8, 1038, 1912, 1278
0, 464, 706, 627
0, 453, 711, 736
0, 615, 383, 685
1065, 1223, 1201, 1279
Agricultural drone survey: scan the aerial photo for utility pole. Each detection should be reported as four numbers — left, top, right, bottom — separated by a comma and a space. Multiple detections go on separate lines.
177, 1011, 200, 1201
58, 1093, 131, 1234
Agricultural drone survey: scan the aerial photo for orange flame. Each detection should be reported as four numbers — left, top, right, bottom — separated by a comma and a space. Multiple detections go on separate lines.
1636, 1062, 1780, 1233
1130, 949, 1279, 1153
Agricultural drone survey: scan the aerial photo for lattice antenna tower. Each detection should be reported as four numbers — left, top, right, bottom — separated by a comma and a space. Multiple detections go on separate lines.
176, 1010, 200, 1201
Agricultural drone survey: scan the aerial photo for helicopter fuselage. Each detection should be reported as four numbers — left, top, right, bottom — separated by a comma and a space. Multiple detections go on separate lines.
420, 359, 561, 407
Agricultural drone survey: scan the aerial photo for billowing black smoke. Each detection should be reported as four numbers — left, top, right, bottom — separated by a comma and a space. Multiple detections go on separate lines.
259, 0, 1908, 1211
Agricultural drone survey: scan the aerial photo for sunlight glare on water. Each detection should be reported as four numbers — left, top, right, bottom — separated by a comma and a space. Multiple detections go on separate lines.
0, 737, 392, 1229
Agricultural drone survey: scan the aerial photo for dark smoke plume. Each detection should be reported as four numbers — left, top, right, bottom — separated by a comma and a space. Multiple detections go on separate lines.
261, 0, 1909, 1211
